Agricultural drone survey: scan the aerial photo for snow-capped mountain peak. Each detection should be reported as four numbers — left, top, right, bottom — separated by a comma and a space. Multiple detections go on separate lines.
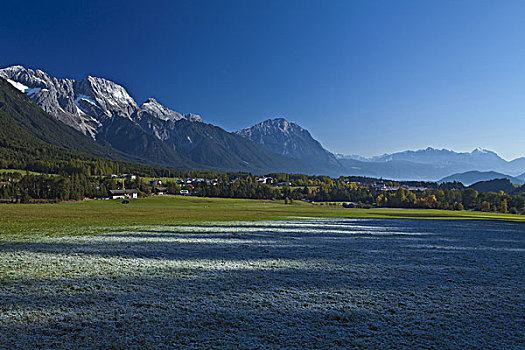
139, 98, 184, 121
472, 147, 495, 155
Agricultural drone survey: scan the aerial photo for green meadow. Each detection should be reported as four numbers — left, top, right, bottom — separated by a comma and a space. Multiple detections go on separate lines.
1, 196, 523, 237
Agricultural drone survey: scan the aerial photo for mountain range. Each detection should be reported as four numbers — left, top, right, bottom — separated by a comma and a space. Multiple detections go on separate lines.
0, 65, 318, 174
1, 64, 524, 183
337, 148, 525, 181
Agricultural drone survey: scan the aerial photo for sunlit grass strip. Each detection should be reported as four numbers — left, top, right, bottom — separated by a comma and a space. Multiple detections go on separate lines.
0, 196, 523, 238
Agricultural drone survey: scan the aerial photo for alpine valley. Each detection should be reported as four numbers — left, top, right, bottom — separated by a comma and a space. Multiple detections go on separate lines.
1, 65, 524, 183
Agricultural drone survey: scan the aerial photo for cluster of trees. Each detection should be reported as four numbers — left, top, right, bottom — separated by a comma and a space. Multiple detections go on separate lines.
199, 180, 279, 199
190, 176, 524, 214
0, 174, 150, 202
375, 187, 524, 214
1, 169, 524, 214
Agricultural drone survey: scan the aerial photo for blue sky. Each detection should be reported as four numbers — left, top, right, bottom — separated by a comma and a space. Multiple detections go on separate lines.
1, 0, 524, 160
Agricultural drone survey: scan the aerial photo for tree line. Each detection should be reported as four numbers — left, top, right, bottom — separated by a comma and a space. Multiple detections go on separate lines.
1, 170, 524, 214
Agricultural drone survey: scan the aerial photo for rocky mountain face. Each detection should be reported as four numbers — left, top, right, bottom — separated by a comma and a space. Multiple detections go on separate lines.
0, 77, 117, 159
0, 65, 201, 139
236, 118, 343, 173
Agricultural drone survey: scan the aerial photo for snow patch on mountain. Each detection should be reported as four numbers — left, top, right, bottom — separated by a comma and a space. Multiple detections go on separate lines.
6, 78, 29, 92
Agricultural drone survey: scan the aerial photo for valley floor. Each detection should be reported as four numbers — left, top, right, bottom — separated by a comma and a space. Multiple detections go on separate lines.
0, 198, 524, 348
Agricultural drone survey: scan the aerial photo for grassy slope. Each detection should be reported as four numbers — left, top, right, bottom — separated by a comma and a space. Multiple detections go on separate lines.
0, 196, 523, 237
0, 169, 49, 175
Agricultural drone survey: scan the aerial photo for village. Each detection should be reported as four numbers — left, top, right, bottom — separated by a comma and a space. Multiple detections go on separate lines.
101, 173, 431, 201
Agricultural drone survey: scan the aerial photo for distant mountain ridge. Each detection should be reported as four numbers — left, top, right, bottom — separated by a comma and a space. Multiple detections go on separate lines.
337, 147, 525, 180
439, 171, 524, 186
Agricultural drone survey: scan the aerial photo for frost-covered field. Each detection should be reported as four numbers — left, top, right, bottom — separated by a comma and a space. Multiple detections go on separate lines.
0, 219, 524, 349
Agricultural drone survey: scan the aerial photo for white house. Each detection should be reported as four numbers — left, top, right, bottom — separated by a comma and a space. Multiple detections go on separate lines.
256, 176, 273, 184
150, 179, 162, 186
109, 189, 138, 199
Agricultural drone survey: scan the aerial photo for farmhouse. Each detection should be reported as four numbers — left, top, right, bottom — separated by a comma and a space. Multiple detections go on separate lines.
256, 176, 273, 184
150, 179, 162, 186
109, 189, 138, 199
155, 187, 167, 195
376, 185, 428, 192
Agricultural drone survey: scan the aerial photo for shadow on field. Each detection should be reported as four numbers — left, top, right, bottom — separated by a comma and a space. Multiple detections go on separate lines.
1, 219, 524, 349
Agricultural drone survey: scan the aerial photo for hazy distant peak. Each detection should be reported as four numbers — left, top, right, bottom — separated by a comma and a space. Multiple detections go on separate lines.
335, 153, 370, 161
471, 147, 496, 155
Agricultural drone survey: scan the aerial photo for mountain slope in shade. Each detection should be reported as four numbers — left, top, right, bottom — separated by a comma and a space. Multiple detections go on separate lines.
236, 118, 343, 174
0, 107, 101, 172
518, 172, 525, 181
469, 178, 519, 194
0, 77, 117, 159
134, 117, 310, 173
439, 170, 524, 186
0, 77, 193, 169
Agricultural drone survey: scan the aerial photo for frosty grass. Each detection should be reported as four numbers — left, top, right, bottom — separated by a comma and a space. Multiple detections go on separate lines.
0, 219, 523, 349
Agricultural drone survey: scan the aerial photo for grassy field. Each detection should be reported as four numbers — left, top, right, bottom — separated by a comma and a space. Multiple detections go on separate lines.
1, 196, 523, 348
0, 195, 523, 237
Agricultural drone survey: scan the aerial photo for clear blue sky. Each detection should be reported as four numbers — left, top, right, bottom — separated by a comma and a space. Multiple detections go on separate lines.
1, 0, 524, 160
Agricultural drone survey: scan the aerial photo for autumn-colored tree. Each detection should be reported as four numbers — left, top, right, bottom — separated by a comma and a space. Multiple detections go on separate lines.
376, 193, 387, 206
425, 194, 438, 208
453, 202, 464, 211
500, 199, 508, 213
